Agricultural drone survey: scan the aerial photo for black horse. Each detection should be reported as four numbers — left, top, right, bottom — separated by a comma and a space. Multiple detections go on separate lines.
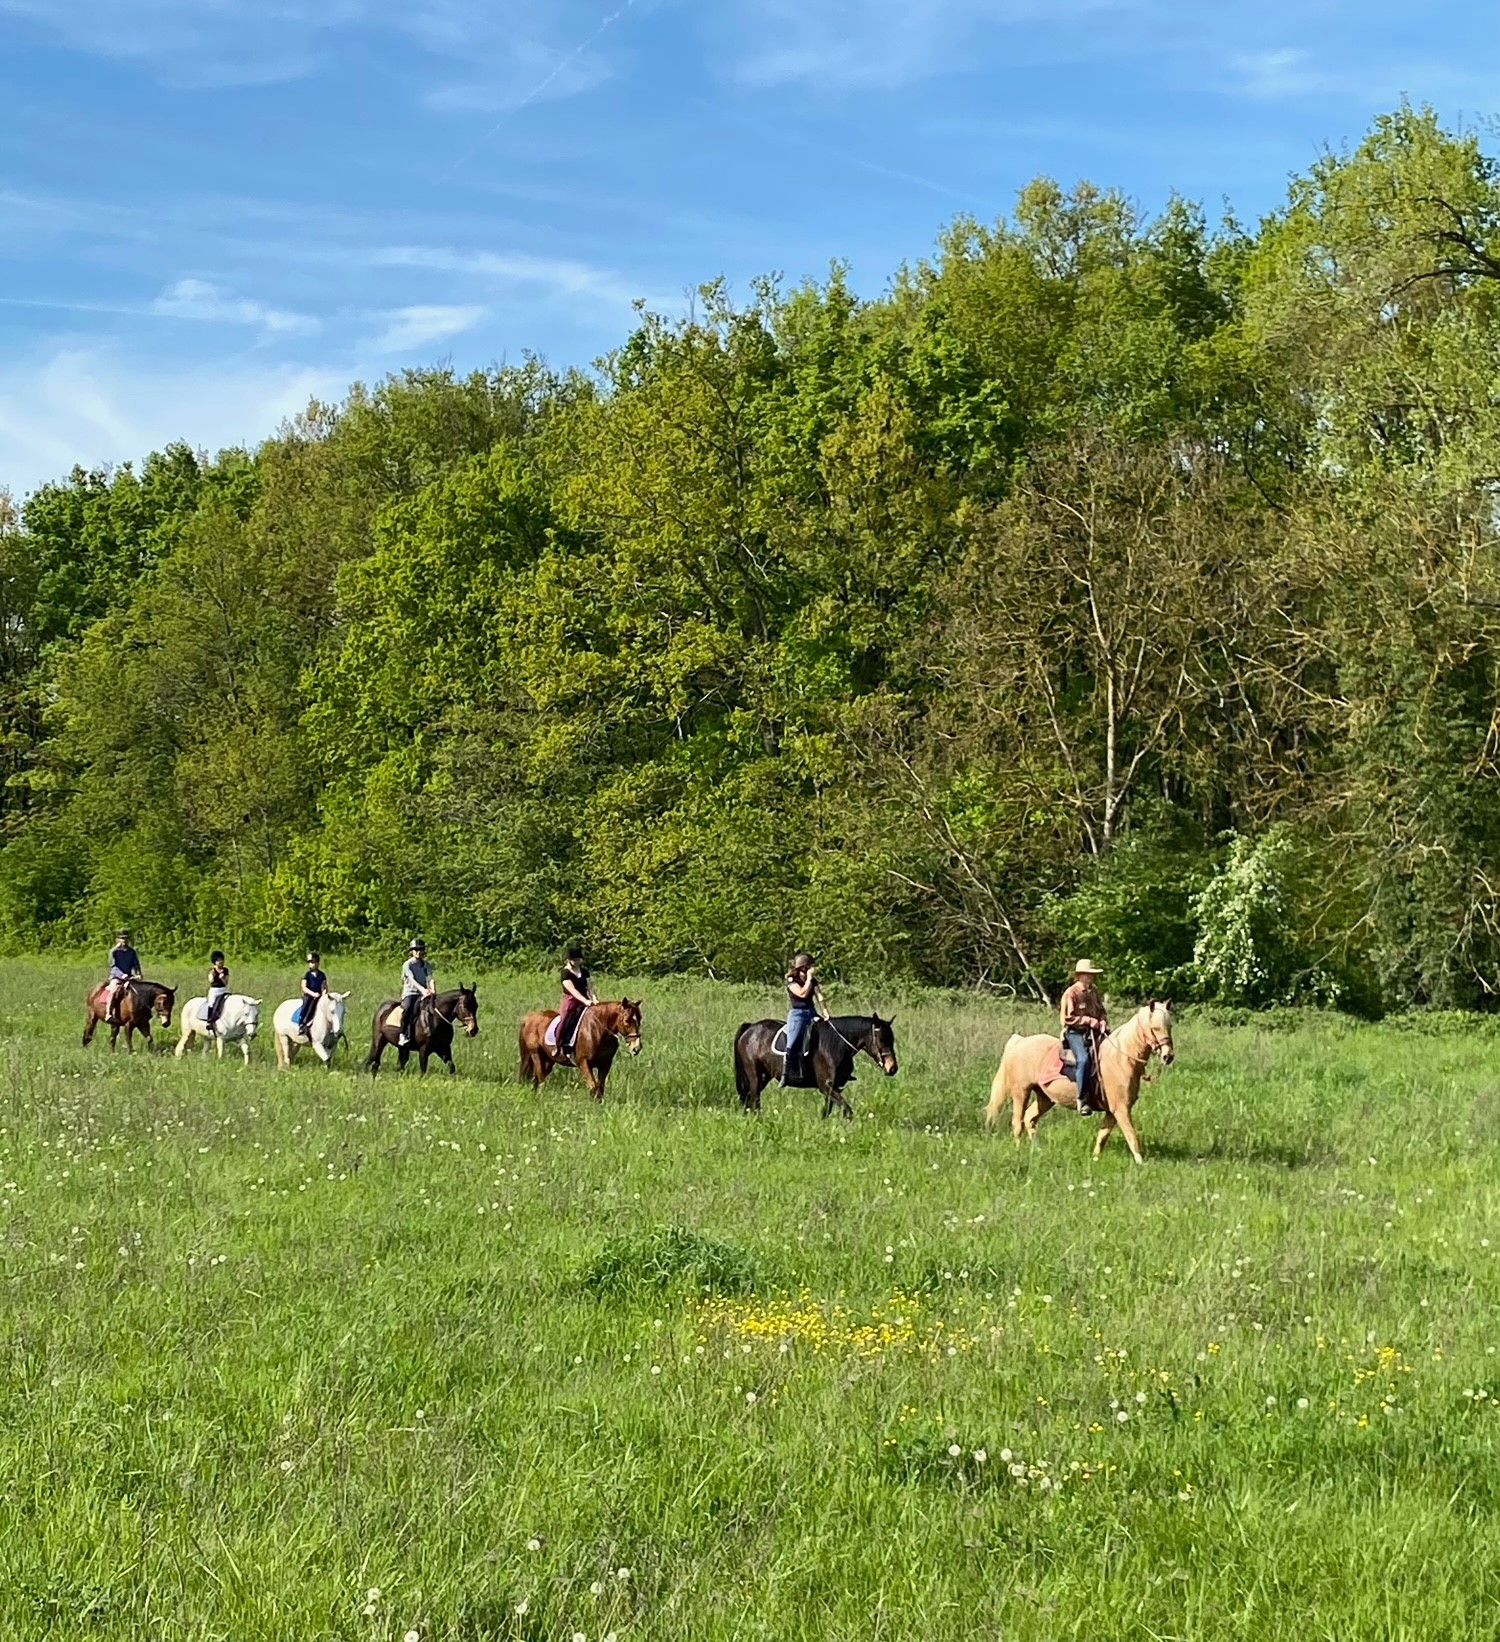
734, 1014, 898, 1118
365, 985, 479, 1076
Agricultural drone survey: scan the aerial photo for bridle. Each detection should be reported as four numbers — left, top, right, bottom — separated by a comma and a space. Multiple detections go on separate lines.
1103, 1008, 1173, 1072
431, 993, 479, 1035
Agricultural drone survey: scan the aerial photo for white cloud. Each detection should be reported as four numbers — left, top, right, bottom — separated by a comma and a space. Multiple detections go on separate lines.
1230, 47, 1324, 100
152, 278, 320, 337
367, 303, 487, 353
721, 0, 1130, 89
0, 345, 344, 498
0, 0, 635, 99
373, 244, 642, 309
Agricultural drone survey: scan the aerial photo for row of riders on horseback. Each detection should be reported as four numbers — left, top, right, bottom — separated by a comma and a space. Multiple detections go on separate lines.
85, 933, 1173, 1158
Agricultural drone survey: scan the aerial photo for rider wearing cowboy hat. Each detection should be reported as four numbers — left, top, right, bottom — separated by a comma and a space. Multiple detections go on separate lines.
1060, 959, 1109, 1116
398, 938, 435, 1047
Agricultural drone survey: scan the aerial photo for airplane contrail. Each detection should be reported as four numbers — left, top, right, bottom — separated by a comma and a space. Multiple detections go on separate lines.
442, 0, 640, 180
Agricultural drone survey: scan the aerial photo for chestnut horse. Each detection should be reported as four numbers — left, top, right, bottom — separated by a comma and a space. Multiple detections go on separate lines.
518, 999, 642, 1101
983, 1001, 1175, 1164
83, 979, 176, 1051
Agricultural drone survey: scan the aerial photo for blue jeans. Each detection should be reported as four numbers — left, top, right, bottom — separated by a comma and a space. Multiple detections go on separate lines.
1064, 1028, 1093, 1104
784, 1007, 815, 1080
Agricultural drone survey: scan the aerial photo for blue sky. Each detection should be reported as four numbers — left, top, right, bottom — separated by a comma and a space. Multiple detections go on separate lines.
0, 0, 1496, 497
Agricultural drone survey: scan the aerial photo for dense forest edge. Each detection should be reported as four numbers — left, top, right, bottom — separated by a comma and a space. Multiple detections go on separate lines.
4, 106, 1500, 1012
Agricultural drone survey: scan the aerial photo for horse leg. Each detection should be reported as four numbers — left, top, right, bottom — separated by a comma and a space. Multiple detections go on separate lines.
580, 1056, 603, 1101
175, 1024, 190, 1059
1011, 1080, 1027, 1147
1102, 1091, 1145, 1165
82, 1010, 97, 1048
214, 1032, 225, 1060
418, 1046, 430, 1075
1027, 1089, 1053, 1141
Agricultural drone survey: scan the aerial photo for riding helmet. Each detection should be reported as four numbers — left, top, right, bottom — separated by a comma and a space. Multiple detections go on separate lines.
306, 950, 320, 964
210, 949, 225, 963
565, 941, 584, 961
409, 938, 426, 954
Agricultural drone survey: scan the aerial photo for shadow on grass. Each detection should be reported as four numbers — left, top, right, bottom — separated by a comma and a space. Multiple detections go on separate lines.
1145, 1133, 1340, 1169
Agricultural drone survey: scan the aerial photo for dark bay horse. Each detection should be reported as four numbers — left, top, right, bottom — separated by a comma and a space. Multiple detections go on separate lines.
364, 985, 479, 1076
735, 1014, 898, 1118
519, 999, 642, 1101
83, 980, 176, 1051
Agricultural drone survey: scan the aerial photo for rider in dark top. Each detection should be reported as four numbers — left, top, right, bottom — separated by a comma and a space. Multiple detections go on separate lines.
206, 950, 230, 1032
783, 950, 829, 1084
299, 951, 327, 1035
106, 929, 142, 1023
554, 942, 595, 1062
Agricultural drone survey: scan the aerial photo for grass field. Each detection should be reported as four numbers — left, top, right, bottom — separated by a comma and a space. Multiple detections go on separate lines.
2, 958, 1499, 1640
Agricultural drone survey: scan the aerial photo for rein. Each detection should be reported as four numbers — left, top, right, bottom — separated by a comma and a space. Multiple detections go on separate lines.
1101, 1011, 1170, 1072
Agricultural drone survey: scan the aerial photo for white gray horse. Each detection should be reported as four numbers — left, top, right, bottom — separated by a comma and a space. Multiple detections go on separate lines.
175, 994, 261, 1064
272, 990, 350, 1068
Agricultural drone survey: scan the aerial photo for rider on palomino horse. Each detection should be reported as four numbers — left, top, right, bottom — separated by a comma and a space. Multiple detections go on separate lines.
398, 938, 436, 1047
1060, 959, 1108, 1116
783, 950, 831, 1084
298, 950, 328, 1037
106, 929, 142, 1024
205, 949, 230, 1035
554, 943, 595, 1064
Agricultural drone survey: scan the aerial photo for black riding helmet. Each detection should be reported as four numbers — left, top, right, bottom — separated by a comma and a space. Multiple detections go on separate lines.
409, 938, 426, 954
564, 941, 584, 961
210, 949, 225, 963
306, 950, 320, 964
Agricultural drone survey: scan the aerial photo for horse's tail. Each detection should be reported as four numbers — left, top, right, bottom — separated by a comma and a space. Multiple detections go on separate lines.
983, 1035, 1021, 1128
734, 1023, 755, 1106
364, 1004, 386, 1073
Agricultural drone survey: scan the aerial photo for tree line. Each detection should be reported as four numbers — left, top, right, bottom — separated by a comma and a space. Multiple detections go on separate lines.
3, 106, 1500, 1011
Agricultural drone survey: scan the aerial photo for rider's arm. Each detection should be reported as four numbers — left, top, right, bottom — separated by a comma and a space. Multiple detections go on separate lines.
787, 972, 815, 1002
812, 980, 831, 1020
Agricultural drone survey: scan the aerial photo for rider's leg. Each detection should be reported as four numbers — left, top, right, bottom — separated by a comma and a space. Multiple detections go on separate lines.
1065, 1028, 1096, 1114
399, 994, 419, 1046
784, 1010, 812, 1083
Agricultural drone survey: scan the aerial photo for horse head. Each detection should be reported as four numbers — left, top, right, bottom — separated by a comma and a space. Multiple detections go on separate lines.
153, 984, 177, 1025
618, 998, 643, 1056
1145, 999, 1175, 1065
867, 1012, 898, 1076
456, 983, 480, 1038
325, 991, 350, 1036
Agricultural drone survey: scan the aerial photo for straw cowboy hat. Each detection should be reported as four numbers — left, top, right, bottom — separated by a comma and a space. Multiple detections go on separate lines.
1073, 959, 1105, 975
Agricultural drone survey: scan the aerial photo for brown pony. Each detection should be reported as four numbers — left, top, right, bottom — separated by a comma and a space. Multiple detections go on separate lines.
83, 979, 176, 1051
983, 1001, 1175, 1164
518, 999, 642, 1101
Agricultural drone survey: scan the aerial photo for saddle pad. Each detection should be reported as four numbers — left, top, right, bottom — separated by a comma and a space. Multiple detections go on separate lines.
545, 1015, 561, 1049
1041, 1043, 1066, 1083
382, 1005, 404, 1031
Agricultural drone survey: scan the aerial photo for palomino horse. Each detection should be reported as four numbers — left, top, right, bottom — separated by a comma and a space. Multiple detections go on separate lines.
364, 985, 479, 1076
735, 1014, 898, 1118
175, 994, 261, 1064
984, 1001, 1174, 1164
83, 979, 176, 1051
519, 999, 642, 1101
271, 991, 351, 1069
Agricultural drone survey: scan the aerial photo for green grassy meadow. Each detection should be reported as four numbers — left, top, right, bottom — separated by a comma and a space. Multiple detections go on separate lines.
2, 958, 1499, 1640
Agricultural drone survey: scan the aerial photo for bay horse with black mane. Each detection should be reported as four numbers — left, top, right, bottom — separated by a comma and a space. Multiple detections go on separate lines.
735, 1013, 898, 1118
364, 985, 479, 1076
519, 999, 642, 1102
83, 979, 176, 1051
